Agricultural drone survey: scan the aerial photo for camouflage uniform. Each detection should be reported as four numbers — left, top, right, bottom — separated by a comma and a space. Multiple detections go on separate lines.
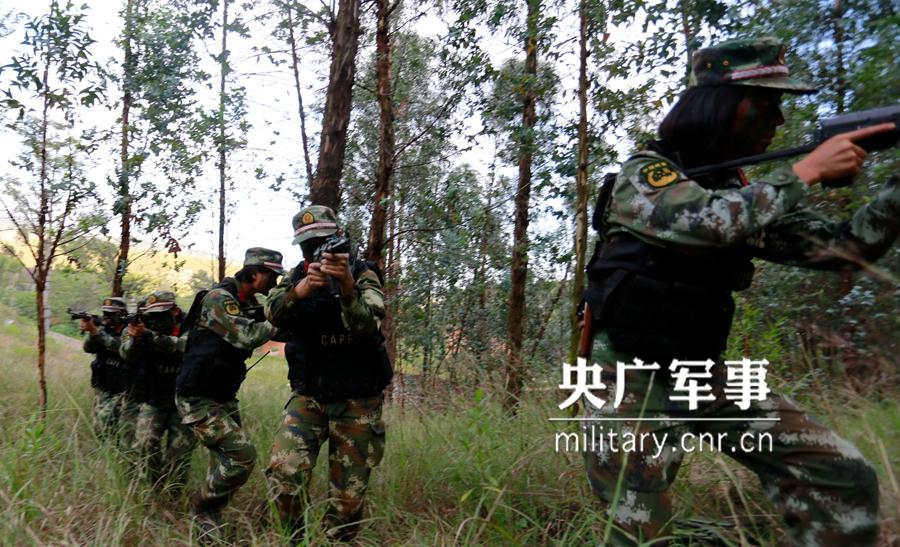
582, 37, 898, 546
119, 377, 142, 452
120, 291, 195, 490
264, 205, 391, 540
82, 297, 131, 443
91, 389, 123, 437
175, 248, 283, 526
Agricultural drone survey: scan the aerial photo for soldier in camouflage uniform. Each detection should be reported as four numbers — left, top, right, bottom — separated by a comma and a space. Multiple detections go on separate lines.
264, 205, 392, 541
120, 291, 196, 492
81, 297, 130, 441
581, 37, 898, 546
117, 301, 144, 451
175, 248, 283, 536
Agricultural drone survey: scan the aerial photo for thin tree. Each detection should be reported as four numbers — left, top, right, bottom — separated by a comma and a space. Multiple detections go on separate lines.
364, 0, 398, 269
308, 0, 362, 210
216, 0, 230, 280
1, 0, 104, 418
111, 0, 137, 296
109, 0, 212, 294
504, 0, 540, 413
568, 0, 591, 363
282, 0, 315, 188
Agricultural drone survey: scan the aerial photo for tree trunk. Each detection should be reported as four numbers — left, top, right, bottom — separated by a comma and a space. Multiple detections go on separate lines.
423, 234, 434, 379
472, 163, 495, 363
504, 0, 539, 413
833, 0, 847, 114
568, 0, 590, 363
308, 0, 362, 211
365, 0, 395, 269
217, 0, 230, 281
285, 3, 314, 188
384, 190, 398, 364
832, 0, 857, 368
36, 278, 48, 420
477, 161, 495, 312
385, 190, 402, 404
36, 50, 51, 420
679, 0, 695, 80
112, 0, 137, 297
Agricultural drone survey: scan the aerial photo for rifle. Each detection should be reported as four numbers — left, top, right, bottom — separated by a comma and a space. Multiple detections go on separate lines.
125, 312, 152, 326
68, 308, 103, 325
685, 104, 900, 187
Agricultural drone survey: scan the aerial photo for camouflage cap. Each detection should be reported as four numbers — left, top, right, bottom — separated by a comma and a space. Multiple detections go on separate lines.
244, 247, 285, 274
100, 297, 128, 314
689, 36, 816, 94
292, 205, 339, 245
143, 290, 177, 313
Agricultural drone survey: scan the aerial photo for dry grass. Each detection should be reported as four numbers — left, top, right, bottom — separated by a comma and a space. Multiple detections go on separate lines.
1, 310, 897, 545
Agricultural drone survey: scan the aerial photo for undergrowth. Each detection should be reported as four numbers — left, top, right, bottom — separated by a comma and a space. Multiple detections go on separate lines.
0, 312, 896, 545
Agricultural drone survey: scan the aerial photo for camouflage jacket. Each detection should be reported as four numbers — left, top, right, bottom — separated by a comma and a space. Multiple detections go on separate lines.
84, 329, 129, 393
605, 150, 900, 269
194, 278, 277, 350
120, 321, 186, 407
84, 329, 121, 355
265, 261, 385, 336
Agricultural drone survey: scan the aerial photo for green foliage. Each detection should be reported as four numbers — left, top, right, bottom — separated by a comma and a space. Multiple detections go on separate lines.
2, 1, 105, 120
111, 0, 215, 256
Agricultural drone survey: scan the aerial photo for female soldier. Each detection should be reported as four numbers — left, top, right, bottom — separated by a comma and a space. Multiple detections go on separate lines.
581, 36, 898, 545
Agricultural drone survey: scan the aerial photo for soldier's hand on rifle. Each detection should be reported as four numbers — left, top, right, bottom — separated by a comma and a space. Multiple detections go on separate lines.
793, 122, 896, 185
320, 252, 354, 297
80, 317, 98, 335
128, 321, 149, 338
294, 262, 329, 299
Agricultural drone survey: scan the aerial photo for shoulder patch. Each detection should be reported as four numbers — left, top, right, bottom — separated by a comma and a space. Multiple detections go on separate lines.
224, 300, 240, 315
639, 160, 680, 188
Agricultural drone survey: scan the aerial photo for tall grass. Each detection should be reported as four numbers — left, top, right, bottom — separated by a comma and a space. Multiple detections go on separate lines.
0, 312, 896, 545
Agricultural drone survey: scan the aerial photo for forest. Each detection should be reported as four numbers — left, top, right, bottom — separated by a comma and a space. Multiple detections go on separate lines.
0, 0, 897, 545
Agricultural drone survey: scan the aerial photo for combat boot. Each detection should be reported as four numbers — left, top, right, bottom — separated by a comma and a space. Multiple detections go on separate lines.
189, 491, 227, 545
323, 509, 362, 543
273, 494, 306, 543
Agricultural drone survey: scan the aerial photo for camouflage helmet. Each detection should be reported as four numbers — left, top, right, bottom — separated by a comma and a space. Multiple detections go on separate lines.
100, 297, 128, 314
292, 205, 339, 245
689, 36, 816, 94
244, 247, 284, 275
143, 290, 177, 314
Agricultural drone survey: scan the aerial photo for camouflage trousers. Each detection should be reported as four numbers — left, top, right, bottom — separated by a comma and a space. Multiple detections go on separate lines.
175, 395, 256, 507
92, 389, 123, 440
582, 331, 879, 546
92, 390, 140, 451
265, 393, 386, 539
118, 395, 140, 451
134, 402, 197, 490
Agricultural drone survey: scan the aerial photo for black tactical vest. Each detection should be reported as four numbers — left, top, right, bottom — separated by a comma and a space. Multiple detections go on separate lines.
89, 326, 130, 395
176, 278, 254, 403
283, 259, 393, 401
131, 322, 183, 409
585, 151, 755, 363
